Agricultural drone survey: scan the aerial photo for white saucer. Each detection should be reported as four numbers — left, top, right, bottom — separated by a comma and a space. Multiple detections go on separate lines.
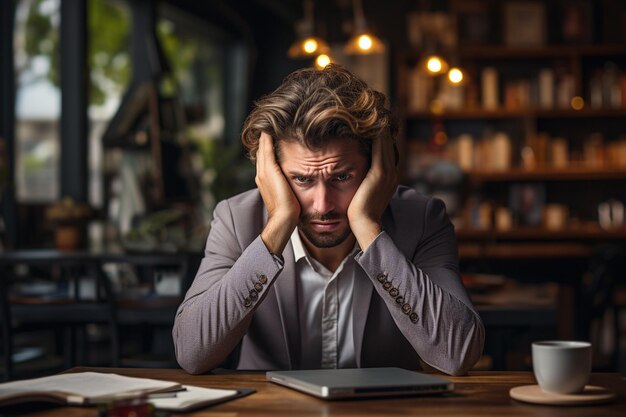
510, 384, 616, 406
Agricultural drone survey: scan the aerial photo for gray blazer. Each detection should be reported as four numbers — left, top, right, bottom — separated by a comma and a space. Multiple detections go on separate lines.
173, 186, 484, 375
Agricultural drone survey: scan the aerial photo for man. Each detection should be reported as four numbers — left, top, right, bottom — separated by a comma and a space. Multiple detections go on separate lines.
173, 65, 484, 375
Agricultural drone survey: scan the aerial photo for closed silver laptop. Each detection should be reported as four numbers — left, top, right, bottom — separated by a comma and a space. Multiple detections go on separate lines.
266, 367, 454, 399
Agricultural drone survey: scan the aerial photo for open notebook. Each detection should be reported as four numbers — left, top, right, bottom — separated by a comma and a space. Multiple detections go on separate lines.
0, 372, 254, 412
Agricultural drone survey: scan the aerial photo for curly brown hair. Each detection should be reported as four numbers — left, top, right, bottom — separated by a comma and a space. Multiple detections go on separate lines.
241, 64, 397, 161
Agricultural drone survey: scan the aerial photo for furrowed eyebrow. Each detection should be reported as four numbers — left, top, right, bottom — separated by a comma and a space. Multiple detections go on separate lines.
330, 166, 355, 175
286, 165, 355, 177
287, 170, 313, 178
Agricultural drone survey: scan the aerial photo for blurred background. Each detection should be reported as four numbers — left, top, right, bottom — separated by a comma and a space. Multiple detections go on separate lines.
1, 0, 625, 380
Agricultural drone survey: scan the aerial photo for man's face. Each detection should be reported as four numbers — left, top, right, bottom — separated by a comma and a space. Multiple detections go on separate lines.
278, 138, 369, 248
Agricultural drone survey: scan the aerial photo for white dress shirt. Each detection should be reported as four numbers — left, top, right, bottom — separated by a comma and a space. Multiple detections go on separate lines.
291, 229, 359, 369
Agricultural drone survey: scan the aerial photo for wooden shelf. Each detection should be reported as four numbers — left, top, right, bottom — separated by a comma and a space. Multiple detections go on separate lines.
457, 226, 626, 241
406, 108, 626, 120
466, 167, 626, 182
457, 226, 626, 261
458, 242, 593, 260
459, 44, 626, 59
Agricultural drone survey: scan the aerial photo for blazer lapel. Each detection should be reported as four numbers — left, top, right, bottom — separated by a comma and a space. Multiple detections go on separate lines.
353, 267, 373, 367
273, 241, 301, 369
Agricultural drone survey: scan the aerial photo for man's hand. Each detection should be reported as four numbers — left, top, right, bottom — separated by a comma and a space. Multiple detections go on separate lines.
347, 134, 398, 250
256, 132, 301, 255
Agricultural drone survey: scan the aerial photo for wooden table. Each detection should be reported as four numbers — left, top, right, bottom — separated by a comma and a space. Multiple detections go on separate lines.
3, 368, 625, 416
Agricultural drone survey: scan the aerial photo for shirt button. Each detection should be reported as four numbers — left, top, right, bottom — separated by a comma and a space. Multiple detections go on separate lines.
402, 303, 412, 314
389, 288, 399, 297
244, 297, 252, 307
409, 312, 419, 323
249, 289, 258, 300
258, 274, 268, 284
377, 273, 387, 283
395, 296, 404, 304
254, 282, 263, 292
383, 282, 392, 291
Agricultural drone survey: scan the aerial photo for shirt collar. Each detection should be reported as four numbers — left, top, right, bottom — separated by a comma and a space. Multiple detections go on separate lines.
290, 228, 308, 263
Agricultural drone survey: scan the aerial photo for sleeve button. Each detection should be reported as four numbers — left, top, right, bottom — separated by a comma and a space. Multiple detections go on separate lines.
383, 281, 392, 291
409, 312, 419, 323
244, 297, 252, 307
401, 303, 412, 314
259, 274, 268, 284
249, 289, 259, 300
376, 273, 387, 283
254, 282, 263, 292
389, 288, 399, 297
395, 296, 404, 304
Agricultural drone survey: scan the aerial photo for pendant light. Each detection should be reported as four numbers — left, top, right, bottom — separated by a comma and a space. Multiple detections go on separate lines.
344, 0, 385, 55
288, 0, 331, 58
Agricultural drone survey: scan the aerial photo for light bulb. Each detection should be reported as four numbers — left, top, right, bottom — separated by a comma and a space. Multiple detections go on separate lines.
448, 68, 464, 84
315, 54, 331, 69
358, 35, 372, 51
426, 56, 443, 74
303, 38, 318, 54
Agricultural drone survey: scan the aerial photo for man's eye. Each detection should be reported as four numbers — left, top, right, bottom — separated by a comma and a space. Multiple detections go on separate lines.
294, 176, 310, 184
335, 173, 351, 182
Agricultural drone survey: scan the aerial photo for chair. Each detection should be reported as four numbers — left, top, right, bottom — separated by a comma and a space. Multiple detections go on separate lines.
0, 255, 119, 381
0, 250, 197, 380
109, 256, 194, 368
1, 276, 13, 381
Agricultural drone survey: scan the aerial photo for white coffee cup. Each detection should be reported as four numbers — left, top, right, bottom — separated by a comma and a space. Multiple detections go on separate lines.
532, 341, 592, 394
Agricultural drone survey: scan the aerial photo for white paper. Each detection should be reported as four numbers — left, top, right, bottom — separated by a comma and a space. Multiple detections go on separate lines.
148, 385, 238, 411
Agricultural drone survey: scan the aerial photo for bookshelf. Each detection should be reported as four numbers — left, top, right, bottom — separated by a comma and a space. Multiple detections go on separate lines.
399, 11, 626, 242
399, 1, 626, 368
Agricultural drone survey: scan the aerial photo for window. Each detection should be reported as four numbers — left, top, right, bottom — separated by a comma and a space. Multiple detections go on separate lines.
156, 5, 254, 217
14, 0, 61, 202
88, 0, 131, 207
157, 8, 226, 143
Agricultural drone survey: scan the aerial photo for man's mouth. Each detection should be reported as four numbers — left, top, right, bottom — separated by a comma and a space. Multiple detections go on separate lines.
309, 221, 341, 232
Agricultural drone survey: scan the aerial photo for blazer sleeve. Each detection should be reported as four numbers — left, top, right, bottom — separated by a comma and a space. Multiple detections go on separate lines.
355, 197, 485, 376
172, 199, 283, 374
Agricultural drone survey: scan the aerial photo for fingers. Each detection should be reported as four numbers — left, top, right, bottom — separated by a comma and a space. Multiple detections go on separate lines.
256, 132, 301, 252
259, 132, 273, 157
258, 132, 271, 168
256, 132, 276, 181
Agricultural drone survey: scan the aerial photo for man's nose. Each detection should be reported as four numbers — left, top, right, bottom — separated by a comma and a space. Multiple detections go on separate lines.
312, 183, 335, 214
